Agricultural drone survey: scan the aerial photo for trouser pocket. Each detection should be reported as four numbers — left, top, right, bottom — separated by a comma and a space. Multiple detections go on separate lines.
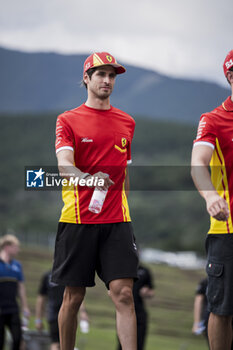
206, 262, 224, 305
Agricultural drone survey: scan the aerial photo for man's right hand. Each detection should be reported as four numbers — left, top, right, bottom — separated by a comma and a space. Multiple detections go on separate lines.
87, 172, 114, 191
205, 192, 229, 221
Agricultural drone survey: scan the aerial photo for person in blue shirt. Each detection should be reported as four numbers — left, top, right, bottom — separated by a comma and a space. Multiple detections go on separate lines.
0, 234, 30, 350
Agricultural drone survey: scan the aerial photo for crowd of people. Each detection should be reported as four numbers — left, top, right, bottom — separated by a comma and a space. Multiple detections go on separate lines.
1, 48, 233, 350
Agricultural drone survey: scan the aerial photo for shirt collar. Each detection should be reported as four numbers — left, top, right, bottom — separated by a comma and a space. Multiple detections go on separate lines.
222, 96, 233, 112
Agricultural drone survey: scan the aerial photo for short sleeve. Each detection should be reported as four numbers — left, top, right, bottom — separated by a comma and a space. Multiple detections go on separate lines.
127, 120, 135, 164
195, 278, 207, 295
127, 142, 132, 164
193, 114, 216, 149
143, 267, 155, 289
17, 262, 24, 282
38, 273, 49, 296
55, 114, 74, 154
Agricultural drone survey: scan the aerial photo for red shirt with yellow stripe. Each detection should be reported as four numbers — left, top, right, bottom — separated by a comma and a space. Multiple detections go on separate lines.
193, 96, 233, 234
55, 104, 135, 224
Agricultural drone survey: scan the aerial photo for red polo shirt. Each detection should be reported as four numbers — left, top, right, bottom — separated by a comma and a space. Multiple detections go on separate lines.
55, 104, 135, 224
193, 96, 233, 233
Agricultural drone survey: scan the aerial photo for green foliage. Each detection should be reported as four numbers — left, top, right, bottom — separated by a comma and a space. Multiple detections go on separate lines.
132, 117, 196, 164
1, 113, 208, 253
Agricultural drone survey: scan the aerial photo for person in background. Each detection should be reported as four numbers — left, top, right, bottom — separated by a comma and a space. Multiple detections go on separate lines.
192, 277, 209, 347
0, 234, 30, 350
191, 49, 233, 350
192, 277, 233, 350
35, 270, 89, 350
117, 264, 155, 350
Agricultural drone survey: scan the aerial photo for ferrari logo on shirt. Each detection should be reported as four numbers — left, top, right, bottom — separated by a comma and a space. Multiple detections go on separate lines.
106, 55, 113, 63
121, 138, 127, 147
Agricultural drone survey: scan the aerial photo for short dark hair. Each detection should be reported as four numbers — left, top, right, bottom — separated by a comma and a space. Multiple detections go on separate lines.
82, 67, 97, 89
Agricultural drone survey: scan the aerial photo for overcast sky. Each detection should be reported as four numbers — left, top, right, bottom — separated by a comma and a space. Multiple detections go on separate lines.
1, 0, 232, 87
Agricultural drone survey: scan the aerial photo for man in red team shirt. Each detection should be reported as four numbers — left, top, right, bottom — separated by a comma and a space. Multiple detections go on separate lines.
191, 50, 233, 350
51, 52, 138, 350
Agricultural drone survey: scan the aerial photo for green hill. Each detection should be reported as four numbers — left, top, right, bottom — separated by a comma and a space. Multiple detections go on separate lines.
0, 47, 229, 122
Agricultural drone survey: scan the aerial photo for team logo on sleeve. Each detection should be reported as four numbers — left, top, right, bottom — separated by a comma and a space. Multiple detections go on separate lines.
121, 138, 127, 147
196, 117, 206, 140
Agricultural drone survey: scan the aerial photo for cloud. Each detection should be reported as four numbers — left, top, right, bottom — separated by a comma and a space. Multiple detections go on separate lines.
0, 0, 233, 86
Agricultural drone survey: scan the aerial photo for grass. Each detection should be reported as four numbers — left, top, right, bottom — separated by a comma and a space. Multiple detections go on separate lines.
18, 246, 208, 350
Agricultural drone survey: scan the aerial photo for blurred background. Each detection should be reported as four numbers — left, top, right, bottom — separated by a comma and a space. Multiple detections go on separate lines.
1, 0, 233, 349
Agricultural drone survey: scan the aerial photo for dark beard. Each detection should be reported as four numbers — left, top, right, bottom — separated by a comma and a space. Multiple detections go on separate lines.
96, 90, 112, 100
